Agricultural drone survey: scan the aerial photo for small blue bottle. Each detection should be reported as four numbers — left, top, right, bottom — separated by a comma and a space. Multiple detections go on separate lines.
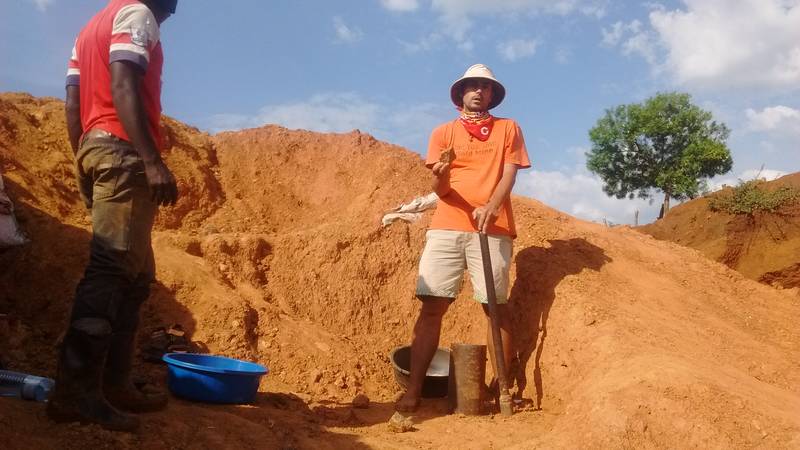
0, 370, 55, 402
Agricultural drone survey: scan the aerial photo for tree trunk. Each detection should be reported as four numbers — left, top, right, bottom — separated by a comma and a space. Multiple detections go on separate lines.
658, 192, 671, 219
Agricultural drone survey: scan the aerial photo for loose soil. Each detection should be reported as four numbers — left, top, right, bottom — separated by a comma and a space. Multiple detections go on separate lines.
1, 93, 798, 449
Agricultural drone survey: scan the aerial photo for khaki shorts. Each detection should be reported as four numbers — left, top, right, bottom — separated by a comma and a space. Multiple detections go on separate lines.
415, 230, 513, 304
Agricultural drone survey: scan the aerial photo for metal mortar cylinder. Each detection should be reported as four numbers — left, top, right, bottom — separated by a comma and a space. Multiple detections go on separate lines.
448, 343, 486, 415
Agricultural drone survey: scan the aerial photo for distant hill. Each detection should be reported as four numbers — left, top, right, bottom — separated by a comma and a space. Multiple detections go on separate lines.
640, 173, 800, 289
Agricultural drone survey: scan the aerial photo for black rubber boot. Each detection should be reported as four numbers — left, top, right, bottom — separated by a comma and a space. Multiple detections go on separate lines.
46, 319, 140, 432
105, 279, 168, 413
104, 331, 168, 413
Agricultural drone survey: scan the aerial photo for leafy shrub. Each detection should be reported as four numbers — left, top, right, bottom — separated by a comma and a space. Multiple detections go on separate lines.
708, 179, 799, 215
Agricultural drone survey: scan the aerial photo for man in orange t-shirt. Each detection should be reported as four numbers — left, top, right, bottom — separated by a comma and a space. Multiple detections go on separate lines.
397, 64, 531, 412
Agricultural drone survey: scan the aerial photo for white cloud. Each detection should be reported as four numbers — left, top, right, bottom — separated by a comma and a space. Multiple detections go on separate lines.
496, 39, 539, 62
431, 0, 607, 19
648, 0, 800, 90
515, 166, 658, 225
430, 0, 607, 45
208, 93, 380, 134
399, 33, 444, 53
381, 0, 419, 12
601, 20, 656, 64
458, 39, 475, 53
206, 94, 451, 153
333, 16, 363, 44
601, 20, 632, 47
745, 105, 800, 135
620, 30, 656, 64
30, 0, 54, 12
708, 168, 787, 191
566, 145, 587, 159
756, 140, 780, 155
204, 113, 252, 133
385, 102, 448, 151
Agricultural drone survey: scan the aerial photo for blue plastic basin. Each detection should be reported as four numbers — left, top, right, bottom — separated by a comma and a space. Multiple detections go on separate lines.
162, 353, 268, 404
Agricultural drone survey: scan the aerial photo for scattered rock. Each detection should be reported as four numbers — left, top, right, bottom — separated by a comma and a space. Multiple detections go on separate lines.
352, 393, 370, 409
388, 411, 415, 433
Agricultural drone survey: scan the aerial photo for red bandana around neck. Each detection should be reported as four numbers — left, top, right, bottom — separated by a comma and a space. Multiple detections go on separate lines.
459, 111, 494, 141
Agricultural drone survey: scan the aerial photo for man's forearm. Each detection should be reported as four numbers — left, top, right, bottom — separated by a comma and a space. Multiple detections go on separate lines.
432, 171, 451, 196
486, 164, 518, 209
111, 61, 161, 164
65, 86, 82, 154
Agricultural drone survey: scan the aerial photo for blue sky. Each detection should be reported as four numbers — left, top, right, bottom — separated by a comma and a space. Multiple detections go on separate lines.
2, 0, 799, 225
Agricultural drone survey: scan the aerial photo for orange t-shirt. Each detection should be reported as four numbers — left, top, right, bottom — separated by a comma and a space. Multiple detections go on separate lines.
425, 118, 531, 237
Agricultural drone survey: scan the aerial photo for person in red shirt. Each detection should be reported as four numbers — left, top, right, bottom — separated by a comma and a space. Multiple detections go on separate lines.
396, 64, 531, 413
48, 0, 178, 432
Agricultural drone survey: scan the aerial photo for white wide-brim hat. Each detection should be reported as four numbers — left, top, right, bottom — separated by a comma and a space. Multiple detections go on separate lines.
450, 63, 506, 110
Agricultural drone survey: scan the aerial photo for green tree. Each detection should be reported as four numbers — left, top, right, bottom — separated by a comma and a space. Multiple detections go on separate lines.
587, 92, 732, 218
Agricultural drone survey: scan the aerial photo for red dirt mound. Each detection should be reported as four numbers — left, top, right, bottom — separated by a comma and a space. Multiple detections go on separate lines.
0, 93, 798, 449
639, 174, 800, 289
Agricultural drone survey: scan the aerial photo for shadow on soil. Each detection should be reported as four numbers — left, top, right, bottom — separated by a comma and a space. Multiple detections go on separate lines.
509, 238, 611, 409
0, 178, 198, 373
170, 392, 448, 449
0, 180, 216, 449
0, 180, 382, 450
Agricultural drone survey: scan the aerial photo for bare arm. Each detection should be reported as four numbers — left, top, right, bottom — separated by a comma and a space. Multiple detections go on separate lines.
110, 60, 177, 206
65, 85, 82, 154
430, 162, 451, 197
472, 163, 519, 233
